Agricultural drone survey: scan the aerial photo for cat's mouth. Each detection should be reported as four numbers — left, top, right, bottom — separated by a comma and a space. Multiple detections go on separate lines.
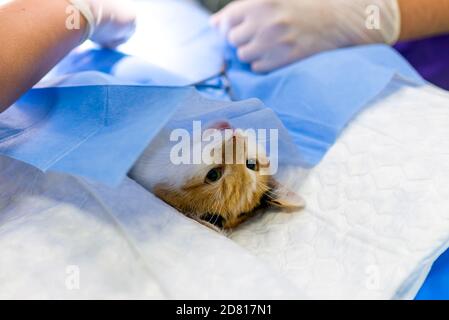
199, 191, 275, 230
200, 214, 226, 229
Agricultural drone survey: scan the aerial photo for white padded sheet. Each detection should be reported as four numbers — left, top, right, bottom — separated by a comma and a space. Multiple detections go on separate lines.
232, 79, 449, 299
1, 79, 449, 299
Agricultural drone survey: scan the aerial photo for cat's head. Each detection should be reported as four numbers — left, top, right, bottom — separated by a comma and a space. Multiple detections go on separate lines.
153, 121, 305, 230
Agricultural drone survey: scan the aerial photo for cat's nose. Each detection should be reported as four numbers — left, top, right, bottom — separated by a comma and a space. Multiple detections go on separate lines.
206, 121, 232, 131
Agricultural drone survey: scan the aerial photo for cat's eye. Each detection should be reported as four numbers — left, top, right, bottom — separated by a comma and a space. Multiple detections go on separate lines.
246, 159, 259, 171
205, 167, 223, 184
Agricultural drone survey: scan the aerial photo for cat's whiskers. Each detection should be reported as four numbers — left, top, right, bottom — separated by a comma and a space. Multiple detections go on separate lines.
257, 178, 271, 189
211, 188, 223, 216
256, 179, 274, 203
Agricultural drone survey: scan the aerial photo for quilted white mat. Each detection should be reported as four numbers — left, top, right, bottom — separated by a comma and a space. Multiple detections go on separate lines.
1, 79, 449, 299
232, 79, 449, 299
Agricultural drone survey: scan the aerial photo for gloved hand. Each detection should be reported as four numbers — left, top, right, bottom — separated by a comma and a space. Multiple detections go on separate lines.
69, 0, 136, 48
211, 0, 401, 72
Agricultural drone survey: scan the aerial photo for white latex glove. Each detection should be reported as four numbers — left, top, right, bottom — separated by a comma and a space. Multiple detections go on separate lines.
211, 0, 401, 72
70, 0, 137, 48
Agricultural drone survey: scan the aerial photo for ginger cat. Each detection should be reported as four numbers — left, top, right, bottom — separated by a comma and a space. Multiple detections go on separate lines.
130, 121, 304, 230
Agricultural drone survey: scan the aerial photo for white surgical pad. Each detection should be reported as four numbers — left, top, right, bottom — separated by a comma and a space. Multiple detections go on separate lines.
231, 79, 449, 299
1, 79, 449, 299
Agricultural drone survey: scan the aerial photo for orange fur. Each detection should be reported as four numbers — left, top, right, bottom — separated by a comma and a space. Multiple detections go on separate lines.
154, 163, 270, 229
151, 131, 304, 230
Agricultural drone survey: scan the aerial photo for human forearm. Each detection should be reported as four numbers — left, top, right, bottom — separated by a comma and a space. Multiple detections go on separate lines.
0, 0, 86, 112
398, 0, 449, 40
0, 0, 136, 113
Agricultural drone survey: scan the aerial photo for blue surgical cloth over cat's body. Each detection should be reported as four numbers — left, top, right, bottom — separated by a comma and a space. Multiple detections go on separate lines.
0, 0, 425, 186
0, 86, 191, 185
0, 83, 302, 185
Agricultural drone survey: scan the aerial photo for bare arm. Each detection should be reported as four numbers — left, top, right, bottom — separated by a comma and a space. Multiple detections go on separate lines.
398, 0, 449, 40
0, 0, 87, 112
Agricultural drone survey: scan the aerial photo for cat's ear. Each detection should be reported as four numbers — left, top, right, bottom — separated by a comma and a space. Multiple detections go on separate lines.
267, 179, 305, 212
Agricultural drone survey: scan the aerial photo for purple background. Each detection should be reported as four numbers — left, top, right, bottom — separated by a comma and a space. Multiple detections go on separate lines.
395, 35, 449, 90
